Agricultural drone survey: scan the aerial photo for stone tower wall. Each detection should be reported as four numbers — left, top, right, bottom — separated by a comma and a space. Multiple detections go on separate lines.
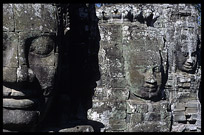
87, 4, 201, 132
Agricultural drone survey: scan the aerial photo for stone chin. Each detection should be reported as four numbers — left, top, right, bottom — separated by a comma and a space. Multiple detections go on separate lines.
3, 108, 39, 131
131, 86, 160, 100
179, 64, 196, 73
3, 84, 44, 131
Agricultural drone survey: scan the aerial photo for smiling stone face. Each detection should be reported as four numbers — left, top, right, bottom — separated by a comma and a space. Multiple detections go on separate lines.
124, 26, 166, 100
3, 4, 58, 131
175, 33, 199, 73
127, 51, 164, 100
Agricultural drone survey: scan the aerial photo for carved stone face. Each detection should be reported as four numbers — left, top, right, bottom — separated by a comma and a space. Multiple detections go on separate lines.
3, 4, 58, 131
175, 26, 199, 73
128, 51, 164, 99
176, 38, 198, 73
124, 28, 165, 100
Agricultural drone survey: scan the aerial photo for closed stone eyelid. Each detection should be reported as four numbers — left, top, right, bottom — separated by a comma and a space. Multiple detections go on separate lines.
29, 36, 55, 56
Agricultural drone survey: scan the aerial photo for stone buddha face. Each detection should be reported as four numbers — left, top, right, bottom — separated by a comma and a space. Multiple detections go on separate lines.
127, 51, 164, 100
176, 34, 198, 73
3, 4, 58, 131
124, 30, 166, 100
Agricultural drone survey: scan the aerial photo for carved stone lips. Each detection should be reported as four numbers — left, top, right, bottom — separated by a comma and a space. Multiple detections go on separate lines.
3, 85, 42, 109
3, 98, 39, 109
183, 64, 193, 70
143, 84, 158, 92
3, 85, 40, 97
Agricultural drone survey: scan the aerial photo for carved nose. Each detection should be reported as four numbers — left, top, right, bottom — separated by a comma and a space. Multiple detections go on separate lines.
17, 66, 35, 82
146, 75, 157, 84
186, 56, 193, 66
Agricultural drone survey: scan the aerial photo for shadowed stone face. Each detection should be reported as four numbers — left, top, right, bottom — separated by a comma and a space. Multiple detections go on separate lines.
124, 27, 166, 100
176, 34, 198, 73
128, 51, 164, 99
3, 4, 58, 131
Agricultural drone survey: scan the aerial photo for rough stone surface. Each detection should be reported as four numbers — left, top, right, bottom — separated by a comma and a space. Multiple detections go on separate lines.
3, 4, 59, 132
3, 4, 201, 132
88, 4, 201, 132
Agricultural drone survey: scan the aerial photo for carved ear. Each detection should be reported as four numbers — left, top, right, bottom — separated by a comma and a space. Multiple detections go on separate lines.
175, 41, 181, 51
159, 37, 168, 75
197, 34, 201, 47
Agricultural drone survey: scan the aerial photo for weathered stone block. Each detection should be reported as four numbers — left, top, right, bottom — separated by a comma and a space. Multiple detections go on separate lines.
99, 24, 122, 47
185, 124, 197, 131
128, 121, 170, 132
186, 113, 197, 122
177, 92, 197, 102
91, 100, 126, 112
144, 112, 161, 121
185, 101, 199, 108
110, 65, 124, 78
174, 102, 186, 111
104, 45, 123, 60
3, 4, 14, 31
174, 112, 186, 122
3, 32, 18, 67
3, 108, 38, 128
111, 78, 127, 88
129, 113, 143, 123
18, 32, 33, 65
148, 103, 162, 113
178, 77, 191, 83
97, 74, 112, 89
186, 108, 198, 114
109, 119, 126, 131
183, 83, 191, 88
171, 123, 186, 132
13, 4, 57, 32
3, 67, 17, 82
58, 125, 94, 132
108, 89, 129, 101
127, 100, 148, 114
92, 87, 108, 101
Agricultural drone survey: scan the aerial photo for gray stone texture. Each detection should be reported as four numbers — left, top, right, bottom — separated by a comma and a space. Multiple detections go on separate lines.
3, 4, 58, 132
88, 4, 201, 132
3, 3, 201, 132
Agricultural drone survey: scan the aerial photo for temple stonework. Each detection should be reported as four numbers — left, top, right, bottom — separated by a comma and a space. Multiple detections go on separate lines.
88, 4, 201, 132
3, 4, 201, 132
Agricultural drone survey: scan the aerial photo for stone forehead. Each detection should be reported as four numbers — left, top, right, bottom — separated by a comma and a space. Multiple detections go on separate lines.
10, 4, 57, 32
128, 50, 161, 67
180, 43, 197, 52
131, 33, 163, 51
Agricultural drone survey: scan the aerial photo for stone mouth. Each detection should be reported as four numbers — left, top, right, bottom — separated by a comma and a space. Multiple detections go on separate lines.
183, 64, 193, 70
3, 84, 43, 109
183, 64, 193, 68
141, 85, 158, 93
3, 82, 42, 98
3, 98, 40, 109
144, 84, 158, 91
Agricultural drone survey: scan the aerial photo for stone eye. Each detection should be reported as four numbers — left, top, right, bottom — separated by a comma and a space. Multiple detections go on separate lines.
182, 52, 188, 57
191, 52, 197, 57
153, 66, 160, 73
30, 36, 54, 56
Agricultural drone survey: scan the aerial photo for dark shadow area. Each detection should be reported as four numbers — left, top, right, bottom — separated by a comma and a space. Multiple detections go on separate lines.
37, 4, 104, 132
135, 11, 159, 27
